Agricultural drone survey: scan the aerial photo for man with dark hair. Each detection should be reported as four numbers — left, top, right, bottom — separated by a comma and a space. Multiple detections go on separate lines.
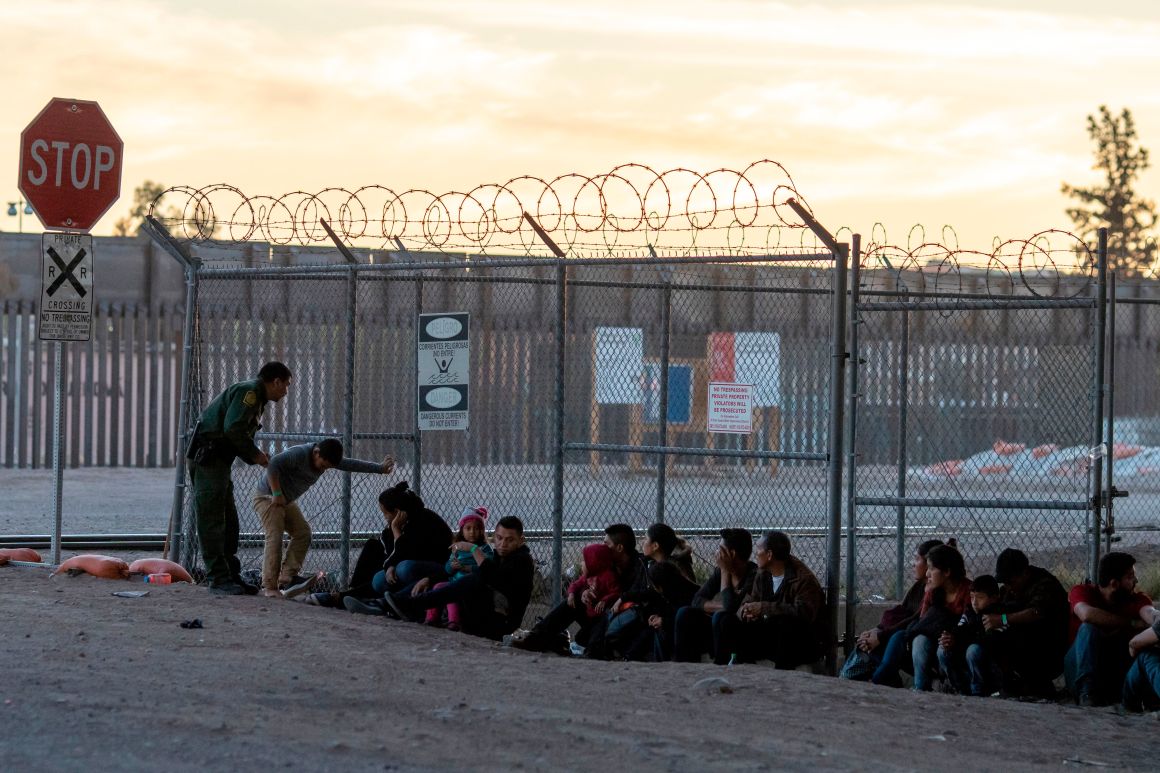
715, 531, 825, 668
187, 361, 292, 595
1063, 551, 1153, 706
386, 515, 535, 640
508, 523, 647, 655
672, 528, 758, 663
252, 439, 394, 597
982, 548, 1070, 697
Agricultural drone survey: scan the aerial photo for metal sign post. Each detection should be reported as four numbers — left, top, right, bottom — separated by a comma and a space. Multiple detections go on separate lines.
39, 232, 95, 563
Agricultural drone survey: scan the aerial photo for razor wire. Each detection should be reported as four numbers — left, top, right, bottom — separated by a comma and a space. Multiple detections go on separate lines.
147, 161, 831, 258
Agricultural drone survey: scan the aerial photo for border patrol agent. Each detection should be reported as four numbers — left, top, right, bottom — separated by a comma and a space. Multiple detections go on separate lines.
187, 361, 292, 595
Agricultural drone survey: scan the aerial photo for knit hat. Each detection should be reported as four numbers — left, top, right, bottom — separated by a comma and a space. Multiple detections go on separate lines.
458, 505, 489, 532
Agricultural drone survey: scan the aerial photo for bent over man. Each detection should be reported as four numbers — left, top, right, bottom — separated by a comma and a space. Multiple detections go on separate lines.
188, 361, 291, 595
253, 438, 394, 598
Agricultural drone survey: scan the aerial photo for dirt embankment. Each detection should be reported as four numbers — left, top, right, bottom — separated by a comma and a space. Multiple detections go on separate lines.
0, 567, 1155, 772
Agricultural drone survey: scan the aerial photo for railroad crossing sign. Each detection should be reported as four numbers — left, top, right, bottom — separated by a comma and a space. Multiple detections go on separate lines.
19, 97, 124, 232
39, 232, 94, 341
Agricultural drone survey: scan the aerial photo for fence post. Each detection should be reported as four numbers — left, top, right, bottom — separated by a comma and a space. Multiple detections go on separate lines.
1105, 271, 1117, 554
656, 280, 672, 525
413, 274, 423, 495
895, 303, 911, 598
320, 220, 362, 587
51, 341, 64, 564
142, 216, 199, 566
341, 266, 357, 586
825, 242, 849, 674
1089, 228, 1108, 582
552, 260, 568, 604
844, 234, 862, 654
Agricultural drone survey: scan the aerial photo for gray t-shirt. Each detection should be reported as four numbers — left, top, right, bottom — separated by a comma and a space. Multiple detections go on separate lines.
256, 443, 384, 503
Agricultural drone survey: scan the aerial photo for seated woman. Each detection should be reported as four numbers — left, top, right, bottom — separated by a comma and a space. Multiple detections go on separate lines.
343, 481, 453, 615
902, 544, 972, 691
842, 539, 943, 683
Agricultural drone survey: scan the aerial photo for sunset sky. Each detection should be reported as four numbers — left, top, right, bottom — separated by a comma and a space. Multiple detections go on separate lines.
2, 0, 1158, 252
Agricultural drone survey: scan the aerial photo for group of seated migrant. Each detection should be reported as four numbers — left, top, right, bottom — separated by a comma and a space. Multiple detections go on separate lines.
839, 538, 1160, 711
289, 480, 1160, 710
304, 482, 828, 669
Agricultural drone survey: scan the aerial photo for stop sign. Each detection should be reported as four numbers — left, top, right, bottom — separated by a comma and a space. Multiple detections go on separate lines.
18, 98, 124, 233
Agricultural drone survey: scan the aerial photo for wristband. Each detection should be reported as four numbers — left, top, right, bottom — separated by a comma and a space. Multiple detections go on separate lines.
1001, 613, 1008, 626
271, 490, 282, 498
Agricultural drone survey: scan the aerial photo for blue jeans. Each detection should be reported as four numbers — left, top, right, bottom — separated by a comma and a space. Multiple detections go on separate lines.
911, 634, 938, 691
1123, 650, 1160, 712
372, 559, 447, 596
1064, 623, 1133, 705
941, 642, 1001, 696
870, 629, 913, 687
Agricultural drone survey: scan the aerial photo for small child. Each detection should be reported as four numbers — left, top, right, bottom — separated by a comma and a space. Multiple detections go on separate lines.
567, 543, 621, 618
424, 506, 493, 631
938, 574, 1005, 696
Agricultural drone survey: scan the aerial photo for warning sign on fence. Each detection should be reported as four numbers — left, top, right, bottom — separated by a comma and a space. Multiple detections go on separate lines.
39, 232, 94, 342
707, 381, 754, 434
417, 312, 470, 431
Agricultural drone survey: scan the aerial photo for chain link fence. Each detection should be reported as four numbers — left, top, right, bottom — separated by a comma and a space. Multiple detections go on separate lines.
846, 239, 1107, 634
169, 251, 843, 611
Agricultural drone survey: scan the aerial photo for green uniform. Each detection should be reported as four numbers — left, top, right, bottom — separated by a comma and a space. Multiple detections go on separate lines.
188, 378, 268, 585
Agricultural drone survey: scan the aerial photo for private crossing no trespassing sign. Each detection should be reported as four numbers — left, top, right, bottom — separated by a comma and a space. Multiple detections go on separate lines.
417, 312, 470, 431
39, 232, 94, 341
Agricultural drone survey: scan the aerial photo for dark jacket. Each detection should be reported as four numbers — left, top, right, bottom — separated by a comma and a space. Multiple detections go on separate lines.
1004, 565, 1069, 654
617, 551, 651, 596
952, 601, 1006, 649
877, 579, 926, 639
692, 561, 758, 616
477, 544, 535, 635
740, 555, 824, 624
382, 508, 453, 570
905, 582, 972, 643
191, 378, 267, 464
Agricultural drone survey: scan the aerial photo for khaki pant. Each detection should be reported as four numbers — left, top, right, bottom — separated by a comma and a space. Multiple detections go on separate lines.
252, 494, 312, 590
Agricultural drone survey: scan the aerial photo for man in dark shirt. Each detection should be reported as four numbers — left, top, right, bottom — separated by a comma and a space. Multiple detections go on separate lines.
1064, 551, 1153, 706
672, 528, 758, 664
978, 548, 1070, 698
508, 523, 646, 655
385, 516, 535, 640
716, 531, 825, 668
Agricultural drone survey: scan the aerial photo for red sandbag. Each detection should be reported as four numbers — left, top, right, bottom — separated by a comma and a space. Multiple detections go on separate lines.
52, 554, 130, 580
1113, 443, 1142, 460
1031, 444, 1059, 459
993, 440, 1026, 456
129, 558, 193, 584
0, 548, 43, 563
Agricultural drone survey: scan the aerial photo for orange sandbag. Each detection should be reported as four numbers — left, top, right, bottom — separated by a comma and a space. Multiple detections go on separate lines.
0, 548, 43, 563
52, 554, 130, 580
926, 460, 964, 477
129, 558, 193, 584
1031, 444, 1059, 459
993, 440, 1026, 456
1113, 443, 1142, 460
978, 463, 1013, 475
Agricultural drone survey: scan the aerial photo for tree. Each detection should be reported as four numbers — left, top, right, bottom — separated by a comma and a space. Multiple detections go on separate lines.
113, 180, 173, 236
1062, 106, 1158, 275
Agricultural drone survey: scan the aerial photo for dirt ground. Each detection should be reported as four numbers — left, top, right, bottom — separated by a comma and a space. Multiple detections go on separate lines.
1, 566, 1156, 772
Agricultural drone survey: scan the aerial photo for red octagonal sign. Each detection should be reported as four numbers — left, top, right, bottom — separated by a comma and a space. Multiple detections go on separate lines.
19, 98, 124, 233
